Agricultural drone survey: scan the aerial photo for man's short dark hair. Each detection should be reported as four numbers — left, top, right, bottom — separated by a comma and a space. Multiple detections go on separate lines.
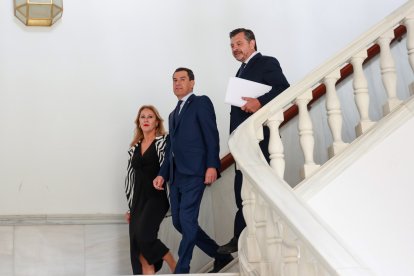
174, 67, 195, 81
229, 28, 257, 51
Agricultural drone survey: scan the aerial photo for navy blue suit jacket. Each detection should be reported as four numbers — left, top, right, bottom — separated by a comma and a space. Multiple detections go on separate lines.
230, 52, 290, 133
159, 94, 220, 180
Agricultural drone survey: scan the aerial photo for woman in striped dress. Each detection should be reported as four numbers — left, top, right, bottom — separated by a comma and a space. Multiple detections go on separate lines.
125, 105, 176, 274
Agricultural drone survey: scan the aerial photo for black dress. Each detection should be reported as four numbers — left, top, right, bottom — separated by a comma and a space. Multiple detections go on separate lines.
129, 141, 170, 274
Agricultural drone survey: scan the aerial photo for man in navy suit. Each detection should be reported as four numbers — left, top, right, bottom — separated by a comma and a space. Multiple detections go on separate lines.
218, 28, 290, 254
153, 67, 233, 273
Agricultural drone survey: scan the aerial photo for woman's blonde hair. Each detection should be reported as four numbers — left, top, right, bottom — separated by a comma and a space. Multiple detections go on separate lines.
130, 105, 166, 147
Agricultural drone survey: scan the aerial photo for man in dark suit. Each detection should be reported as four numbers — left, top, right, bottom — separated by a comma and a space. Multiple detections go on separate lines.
153, 67, 233, 274
218, 28, 290, 254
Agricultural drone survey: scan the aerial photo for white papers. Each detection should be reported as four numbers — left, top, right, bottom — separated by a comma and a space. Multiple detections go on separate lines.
224, 77, 272, 107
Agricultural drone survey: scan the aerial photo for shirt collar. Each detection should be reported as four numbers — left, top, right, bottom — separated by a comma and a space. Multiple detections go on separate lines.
244, 51, 258, 65
180, 92, 193, 103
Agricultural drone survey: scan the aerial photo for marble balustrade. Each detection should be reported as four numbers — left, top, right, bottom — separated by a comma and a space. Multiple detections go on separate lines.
230, 2, 414, 275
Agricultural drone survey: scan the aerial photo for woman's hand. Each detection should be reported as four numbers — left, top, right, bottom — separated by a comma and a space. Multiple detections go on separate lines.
124, 211, 131, 223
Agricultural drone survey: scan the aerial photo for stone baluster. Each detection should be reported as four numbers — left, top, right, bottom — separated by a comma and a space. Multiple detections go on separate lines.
405, 13, 414, 77
377, 29, 402, 115
283, 240, 300, 276
265, 110, 285, 178
255, 196, 270, 275
323, 70, 349, 158
266, 211, 283, 275
405, 14, 414, 97
350, 49, 375, 136
240, 175, 261, 266
296, 90, 320, 179
297, 245, 328, 276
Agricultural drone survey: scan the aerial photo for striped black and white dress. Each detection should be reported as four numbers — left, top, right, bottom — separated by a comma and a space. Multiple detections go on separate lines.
125, 134, 168, 210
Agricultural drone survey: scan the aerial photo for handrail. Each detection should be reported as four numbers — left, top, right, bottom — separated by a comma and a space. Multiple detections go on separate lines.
219, 24, 407, 173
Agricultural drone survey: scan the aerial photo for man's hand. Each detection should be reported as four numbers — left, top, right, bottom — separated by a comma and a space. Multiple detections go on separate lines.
241, 97, 261, 113
204, 167, 217, 185
153, 176, 165, 190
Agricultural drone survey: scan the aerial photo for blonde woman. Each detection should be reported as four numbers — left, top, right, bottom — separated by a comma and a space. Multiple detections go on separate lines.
125, 105, 176, 274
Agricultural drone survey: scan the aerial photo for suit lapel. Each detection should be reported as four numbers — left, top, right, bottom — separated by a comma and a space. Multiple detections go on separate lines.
169, 112, 175, 134
173, 94, 195, 131
238, 52, 262, 77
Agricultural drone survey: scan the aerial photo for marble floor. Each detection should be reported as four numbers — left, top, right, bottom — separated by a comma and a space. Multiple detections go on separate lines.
0, 224, 133, 276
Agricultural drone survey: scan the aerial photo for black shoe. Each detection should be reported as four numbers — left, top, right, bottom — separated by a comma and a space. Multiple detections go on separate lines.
217, 237, 238, 254
209, 254, 234, 273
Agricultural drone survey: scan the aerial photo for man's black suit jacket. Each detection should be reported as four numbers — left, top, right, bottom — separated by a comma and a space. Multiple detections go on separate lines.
230, 52, 290, 133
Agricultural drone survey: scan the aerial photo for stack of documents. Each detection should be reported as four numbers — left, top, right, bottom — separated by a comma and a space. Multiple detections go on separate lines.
224, 77, 271, 107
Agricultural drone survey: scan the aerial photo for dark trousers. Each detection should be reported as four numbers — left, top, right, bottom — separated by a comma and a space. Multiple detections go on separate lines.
170, 172, 225, 273
234, 126, 271, 238
129, 237, 166, 274
129, 196, 169, 275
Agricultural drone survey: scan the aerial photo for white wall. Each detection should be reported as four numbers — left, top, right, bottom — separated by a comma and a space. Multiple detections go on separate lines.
0, 0, 407, 214
306, 104, 414, 276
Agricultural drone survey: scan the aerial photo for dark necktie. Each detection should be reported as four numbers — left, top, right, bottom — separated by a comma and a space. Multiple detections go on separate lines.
174, 100, 183, 125
237, 63, 246, 77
